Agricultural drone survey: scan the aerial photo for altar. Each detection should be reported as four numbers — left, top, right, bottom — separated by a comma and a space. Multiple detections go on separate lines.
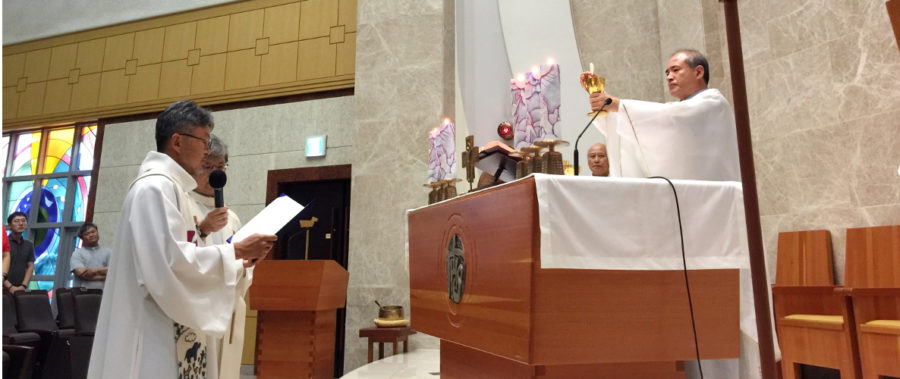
407, 174, 776, 378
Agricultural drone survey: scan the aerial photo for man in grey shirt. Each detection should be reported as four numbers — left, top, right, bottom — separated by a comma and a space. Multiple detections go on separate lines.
70, 222, 111, 289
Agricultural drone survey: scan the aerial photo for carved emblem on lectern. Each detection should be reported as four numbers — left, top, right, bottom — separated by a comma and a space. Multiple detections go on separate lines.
446, 234, 466, 304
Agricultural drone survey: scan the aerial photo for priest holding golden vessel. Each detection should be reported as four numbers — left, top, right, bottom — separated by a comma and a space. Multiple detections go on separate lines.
587, 49, 741, 182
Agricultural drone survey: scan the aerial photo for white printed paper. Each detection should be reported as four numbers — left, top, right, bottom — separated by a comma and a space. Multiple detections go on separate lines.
230, 196, 305, 243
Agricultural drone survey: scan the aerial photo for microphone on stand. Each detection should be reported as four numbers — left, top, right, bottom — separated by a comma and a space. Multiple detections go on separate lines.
209, 170, 227, 208
574, 97, 613, 176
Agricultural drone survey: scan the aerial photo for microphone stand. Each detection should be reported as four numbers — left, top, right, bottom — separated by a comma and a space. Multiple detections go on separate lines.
573, 98, 612, 176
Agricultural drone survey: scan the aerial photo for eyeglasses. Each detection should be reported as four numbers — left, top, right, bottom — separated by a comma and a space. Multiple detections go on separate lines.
176, 133, 211, 149
202, 161, 228, 171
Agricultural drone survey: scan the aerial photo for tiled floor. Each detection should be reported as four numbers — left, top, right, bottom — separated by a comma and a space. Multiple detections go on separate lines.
341, 349, 439, 378
239, 365, 255, 379
238, 349, 440, 378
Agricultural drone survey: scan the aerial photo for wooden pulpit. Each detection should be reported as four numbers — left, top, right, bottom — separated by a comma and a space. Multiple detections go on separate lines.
249, 260, 349, 379
408, 177, 740, 378
889, 0, 900, 54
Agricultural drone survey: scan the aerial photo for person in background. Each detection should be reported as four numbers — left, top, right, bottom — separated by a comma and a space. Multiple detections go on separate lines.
4, 212, 34, 294
188, 135, 248, 379
3, 225, 10, 286
70, 222, 112, 289
587, 143, 610, 177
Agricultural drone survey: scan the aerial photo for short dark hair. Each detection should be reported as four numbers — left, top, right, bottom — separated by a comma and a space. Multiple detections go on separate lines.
674, 49, 710, 84
7, 211, 27, 224
156, 100, 215, 152
78, 222, 98, 237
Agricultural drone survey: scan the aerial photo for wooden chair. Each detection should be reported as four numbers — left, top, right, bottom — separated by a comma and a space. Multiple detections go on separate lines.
772, 230, 861, 379
845, 225, 900, 379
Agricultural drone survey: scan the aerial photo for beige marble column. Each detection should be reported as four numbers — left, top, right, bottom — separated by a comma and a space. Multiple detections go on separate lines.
344, 0, 452, 372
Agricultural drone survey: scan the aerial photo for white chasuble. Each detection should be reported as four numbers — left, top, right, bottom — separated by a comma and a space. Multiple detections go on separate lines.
594, 88, 741, 182
88, 151, 243, 379
188, 191, 250, 379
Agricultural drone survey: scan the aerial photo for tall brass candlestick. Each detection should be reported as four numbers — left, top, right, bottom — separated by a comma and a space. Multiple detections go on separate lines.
534, 139, 570, 175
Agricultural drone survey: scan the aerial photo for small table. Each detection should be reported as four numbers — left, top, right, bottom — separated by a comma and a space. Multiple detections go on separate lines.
358, 326, 417, 363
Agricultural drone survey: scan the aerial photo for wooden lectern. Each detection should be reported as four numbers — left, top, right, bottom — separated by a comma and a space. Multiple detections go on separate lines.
249, 260, 349, 379
408, 177, 740, 378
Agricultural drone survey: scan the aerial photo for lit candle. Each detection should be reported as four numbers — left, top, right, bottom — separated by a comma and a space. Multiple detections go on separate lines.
442, 118, 456, 179
514, 74, 526, 88
428, 127, 441, 183
427, 119, 456, 182
511, 59, 561, 150
589, 62, 594, 74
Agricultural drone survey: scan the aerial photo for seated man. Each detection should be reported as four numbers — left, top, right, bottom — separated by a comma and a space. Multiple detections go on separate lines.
70, 222, 111, 289
587, 143, 610, 177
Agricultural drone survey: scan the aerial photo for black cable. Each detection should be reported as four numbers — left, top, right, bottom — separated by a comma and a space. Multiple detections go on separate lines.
649, 176, 703, 379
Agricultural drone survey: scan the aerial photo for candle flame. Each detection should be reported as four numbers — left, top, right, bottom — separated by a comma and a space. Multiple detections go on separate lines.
516, 74, 525, 87
547, 57, 555, 65
443, 118, 451, 125
531, 65, 540, 77
429, 127, 440, 138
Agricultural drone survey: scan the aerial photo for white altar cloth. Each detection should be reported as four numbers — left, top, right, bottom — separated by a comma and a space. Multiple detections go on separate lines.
533, 173, 777, 379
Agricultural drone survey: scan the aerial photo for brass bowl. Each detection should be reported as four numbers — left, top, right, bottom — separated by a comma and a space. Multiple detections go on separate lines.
378, 305, 404, 320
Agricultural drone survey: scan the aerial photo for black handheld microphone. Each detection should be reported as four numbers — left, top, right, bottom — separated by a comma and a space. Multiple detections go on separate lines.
209, 170, 227, 208
573, 97, 612, 176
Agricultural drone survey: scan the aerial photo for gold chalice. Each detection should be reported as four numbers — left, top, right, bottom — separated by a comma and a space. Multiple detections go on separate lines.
579, 72, 607, 117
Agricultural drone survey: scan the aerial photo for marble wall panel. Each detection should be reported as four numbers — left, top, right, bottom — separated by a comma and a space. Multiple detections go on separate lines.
852, 109, 900, 207
739, 0, 900, 285
91, 165, 140, 215
658, 0, 705, 69
344, 0, 448, 372
862, 204, 900, 227
753, 140, 794, 216
766, 0, 866, 60
98, 119, 157, 167
570, 0, 665, 102
90, 210, 122, 255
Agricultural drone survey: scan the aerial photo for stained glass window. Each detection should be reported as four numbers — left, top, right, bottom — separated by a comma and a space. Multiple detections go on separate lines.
72, 176, 91, 222
3, 123, 99, 291
43, 128, 75, 174
33, 227, 60, 290
1, 136, 9, 176
77, 126, 97, 171
12, 132, 41, 176
6, 180, 34, 221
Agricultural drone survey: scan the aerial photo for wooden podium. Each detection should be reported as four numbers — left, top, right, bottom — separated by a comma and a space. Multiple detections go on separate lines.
408, 177, 740, 378
249, 260, 349, 379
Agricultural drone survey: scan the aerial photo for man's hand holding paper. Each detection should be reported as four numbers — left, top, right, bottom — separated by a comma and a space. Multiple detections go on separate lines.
234, 234, 277, 267
230, 195, 306, 266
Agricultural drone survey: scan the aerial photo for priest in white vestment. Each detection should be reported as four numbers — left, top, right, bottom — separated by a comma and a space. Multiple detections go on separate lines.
590, 49, 741, 182
587, 50, 779, 379
88, 100, 276, 379
188, 135, 251, 379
